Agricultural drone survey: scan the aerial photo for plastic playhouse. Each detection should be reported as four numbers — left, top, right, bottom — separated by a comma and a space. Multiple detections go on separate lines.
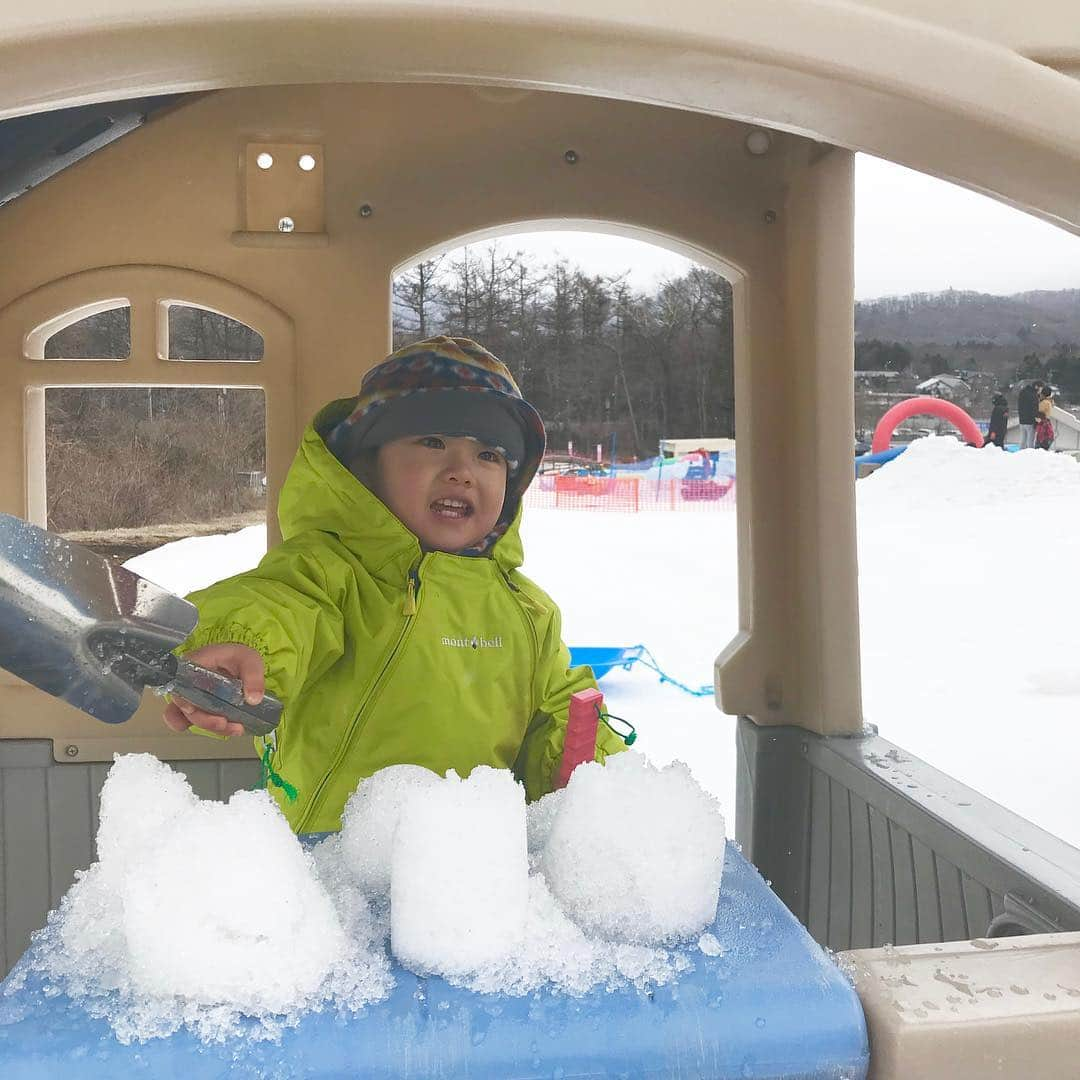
1, 6, 1079, 1078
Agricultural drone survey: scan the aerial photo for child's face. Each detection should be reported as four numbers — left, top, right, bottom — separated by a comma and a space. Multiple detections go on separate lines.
372, 435, 508, 551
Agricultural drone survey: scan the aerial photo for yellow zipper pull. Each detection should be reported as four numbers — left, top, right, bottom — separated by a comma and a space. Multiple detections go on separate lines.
403, 572, 417, 616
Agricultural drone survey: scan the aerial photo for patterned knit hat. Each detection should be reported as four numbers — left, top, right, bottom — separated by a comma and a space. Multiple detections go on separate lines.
325, 336, 546, 553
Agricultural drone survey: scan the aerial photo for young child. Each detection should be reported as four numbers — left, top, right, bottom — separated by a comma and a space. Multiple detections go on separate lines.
162, 336, 625, 834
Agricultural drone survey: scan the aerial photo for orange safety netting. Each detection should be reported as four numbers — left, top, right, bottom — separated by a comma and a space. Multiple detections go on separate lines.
523, 475, 736, 512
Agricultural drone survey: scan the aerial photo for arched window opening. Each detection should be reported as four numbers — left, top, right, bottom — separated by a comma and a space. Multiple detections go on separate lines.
27, 300, 131, 360
163, 302, 264, 361
392, 226, 740, 816
392, 230, 736, 464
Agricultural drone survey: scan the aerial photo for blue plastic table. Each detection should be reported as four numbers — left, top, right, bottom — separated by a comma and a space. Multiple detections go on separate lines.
0, 847, 868, 1078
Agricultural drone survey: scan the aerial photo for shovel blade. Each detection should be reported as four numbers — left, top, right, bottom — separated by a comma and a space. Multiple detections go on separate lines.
0, 513, 198, 724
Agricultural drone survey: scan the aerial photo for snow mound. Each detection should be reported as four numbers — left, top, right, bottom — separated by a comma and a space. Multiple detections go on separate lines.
32, 755, 392, 1044
333, 755, 725, 992
859, 435, 1080, 512
390, 767, 529, 978
32, 754, 729, 1043
124, 524, 266, 595
338, 764, 441, 897
541, 752, 726, 945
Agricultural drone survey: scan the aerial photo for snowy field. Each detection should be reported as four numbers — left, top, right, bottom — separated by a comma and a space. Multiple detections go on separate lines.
128, 437, 1080, 852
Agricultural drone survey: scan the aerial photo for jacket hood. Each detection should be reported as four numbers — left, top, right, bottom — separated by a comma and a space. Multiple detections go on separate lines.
277, 400, 526, 575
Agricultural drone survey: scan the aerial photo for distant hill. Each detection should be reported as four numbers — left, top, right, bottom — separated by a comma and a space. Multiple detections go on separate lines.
855, 289, 1080, 349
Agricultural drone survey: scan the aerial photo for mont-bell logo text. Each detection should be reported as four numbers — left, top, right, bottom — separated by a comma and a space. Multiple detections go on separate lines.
441, 634, 503, 650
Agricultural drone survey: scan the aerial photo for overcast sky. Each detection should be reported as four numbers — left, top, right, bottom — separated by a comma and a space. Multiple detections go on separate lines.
483, 155, 1080, 301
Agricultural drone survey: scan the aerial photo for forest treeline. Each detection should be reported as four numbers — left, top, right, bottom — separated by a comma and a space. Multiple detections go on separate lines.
392, 244, 735, 458
855, 288, 1080, 398
44, 256, 1080, 534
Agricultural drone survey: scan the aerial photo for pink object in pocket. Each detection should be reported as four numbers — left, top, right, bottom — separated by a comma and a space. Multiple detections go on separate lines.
554, 687, 604, 789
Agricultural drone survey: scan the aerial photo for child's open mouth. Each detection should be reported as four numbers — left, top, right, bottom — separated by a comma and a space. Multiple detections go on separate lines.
430, 498, 472, 520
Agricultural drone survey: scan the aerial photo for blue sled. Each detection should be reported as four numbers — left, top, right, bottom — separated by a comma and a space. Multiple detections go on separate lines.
568, 645, 644, 680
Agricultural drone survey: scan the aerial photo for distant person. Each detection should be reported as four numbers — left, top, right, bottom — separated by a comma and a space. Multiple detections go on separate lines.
1016, 379, 1044, 449
1035, 386, 1055, 450
984, 393, 1008, 448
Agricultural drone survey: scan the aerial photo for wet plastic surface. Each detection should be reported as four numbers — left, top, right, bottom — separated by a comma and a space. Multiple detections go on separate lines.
0, 846, 868, 1079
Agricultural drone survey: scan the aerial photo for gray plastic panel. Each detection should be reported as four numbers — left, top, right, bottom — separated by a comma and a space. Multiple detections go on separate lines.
0, 740, 260, 978
736, 718, 1080, 950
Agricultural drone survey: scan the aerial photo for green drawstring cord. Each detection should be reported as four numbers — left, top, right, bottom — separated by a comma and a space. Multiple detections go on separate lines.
597, 703, 637, 746
259, 741, 298, 803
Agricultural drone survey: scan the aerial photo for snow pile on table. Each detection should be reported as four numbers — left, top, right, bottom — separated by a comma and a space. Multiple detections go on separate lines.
25, 752, 725, 1042
336, 763, 441, 895
390, 767, 529, 976
323, 754, 725, 996
540, 753, 726, 944
28, 755, 392, 1044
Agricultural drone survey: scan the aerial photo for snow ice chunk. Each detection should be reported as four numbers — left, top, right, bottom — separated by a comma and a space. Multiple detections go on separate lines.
525, 787, 566, 854
338, 764, 441, 897
541, 752, 726, 945
94, 753, 198, 870
391, 767, 528, 978
698, 931, 724, 957
457, 872, 685, 998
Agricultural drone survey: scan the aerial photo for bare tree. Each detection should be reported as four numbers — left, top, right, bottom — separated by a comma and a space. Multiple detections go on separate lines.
393, 257, 445, 340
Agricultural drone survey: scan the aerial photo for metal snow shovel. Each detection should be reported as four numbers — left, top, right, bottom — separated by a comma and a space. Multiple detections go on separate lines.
0, 512, 281, 737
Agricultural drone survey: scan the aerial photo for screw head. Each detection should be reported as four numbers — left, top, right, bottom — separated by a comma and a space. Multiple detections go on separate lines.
763, 209, 777, 224
563, 149, 579, 165
745, 130, 773, 156
358, 203, 374, 218
277, 216, 296, 233
64, 744, 79, 758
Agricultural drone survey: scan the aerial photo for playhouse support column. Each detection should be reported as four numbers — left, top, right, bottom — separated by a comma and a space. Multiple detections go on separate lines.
717, 145, 862, 736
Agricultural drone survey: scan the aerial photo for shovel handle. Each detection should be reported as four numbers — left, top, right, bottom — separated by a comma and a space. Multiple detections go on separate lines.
170, 658, 282, 737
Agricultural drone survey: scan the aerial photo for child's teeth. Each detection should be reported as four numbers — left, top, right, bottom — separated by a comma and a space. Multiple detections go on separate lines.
433, 499, 469, 517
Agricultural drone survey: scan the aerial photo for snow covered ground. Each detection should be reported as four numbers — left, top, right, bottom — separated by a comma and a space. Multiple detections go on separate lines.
127, 436, 1080, 852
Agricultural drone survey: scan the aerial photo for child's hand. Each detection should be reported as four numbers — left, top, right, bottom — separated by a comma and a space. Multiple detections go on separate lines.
162, 643, 266, 738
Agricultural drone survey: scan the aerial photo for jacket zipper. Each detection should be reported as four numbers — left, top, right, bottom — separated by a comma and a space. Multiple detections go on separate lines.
295, 564, 422, 832
500, 568, 539, 680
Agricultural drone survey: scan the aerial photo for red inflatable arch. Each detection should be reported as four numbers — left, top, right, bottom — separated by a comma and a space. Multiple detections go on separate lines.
871, 395, 984, 453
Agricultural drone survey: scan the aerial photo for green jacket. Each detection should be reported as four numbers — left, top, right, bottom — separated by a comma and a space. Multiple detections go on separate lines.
182, 406, 625, 833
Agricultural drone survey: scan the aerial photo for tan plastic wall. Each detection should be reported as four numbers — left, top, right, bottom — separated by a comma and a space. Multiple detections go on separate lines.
843, 933, 1080, 1079
0, 83, 860, 759
1, 2, 1079, 231
0, 2, 1077, 762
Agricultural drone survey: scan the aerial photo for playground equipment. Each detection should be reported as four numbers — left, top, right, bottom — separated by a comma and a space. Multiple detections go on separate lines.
680, 447, 736, 501
2, 3, 1080, 1076
871, 395, 984, 453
